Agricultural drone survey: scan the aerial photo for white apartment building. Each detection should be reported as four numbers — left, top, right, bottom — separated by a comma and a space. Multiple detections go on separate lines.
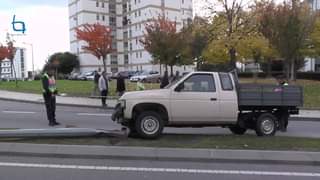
0, 48, 27, 79
69, 0, 194, 74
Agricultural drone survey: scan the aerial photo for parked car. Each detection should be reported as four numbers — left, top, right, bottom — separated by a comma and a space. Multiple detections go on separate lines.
84, 71, 95, 81
112, 71, 137, 79
130, 71, 161, 83
68, 73, 79, 80
112, 71, 303, 139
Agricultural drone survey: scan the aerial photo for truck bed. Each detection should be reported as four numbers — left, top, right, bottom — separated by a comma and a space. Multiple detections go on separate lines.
238, 84, 303, 110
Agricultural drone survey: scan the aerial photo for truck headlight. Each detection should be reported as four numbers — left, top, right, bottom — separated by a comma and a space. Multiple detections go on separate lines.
119, 100, 126, 108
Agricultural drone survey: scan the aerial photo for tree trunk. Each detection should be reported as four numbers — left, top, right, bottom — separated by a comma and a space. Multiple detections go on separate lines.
285, 59, 290, 80
229, 47, 237, 70
170, 65, 173, 77
290, 60, 295, 81
102, 56, 107, 73
267, 58, 272, 78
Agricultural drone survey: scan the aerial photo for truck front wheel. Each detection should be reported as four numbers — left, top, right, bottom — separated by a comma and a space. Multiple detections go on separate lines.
229, 125, 247, 135
255, 113, 277, 136
135, 111, 164, 139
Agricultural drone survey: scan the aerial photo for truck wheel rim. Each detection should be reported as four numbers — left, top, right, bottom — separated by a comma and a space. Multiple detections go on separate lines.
261, 119, 274, 134
141, 116, 159, 135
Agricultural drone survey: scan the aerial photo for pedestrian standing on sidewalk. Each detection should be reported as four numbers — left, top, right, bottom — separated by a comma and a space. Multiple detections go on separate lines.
42, 65, 60, 126
92, 70, 100, 96
116, 73, 126, 96
98, 71, 109, 107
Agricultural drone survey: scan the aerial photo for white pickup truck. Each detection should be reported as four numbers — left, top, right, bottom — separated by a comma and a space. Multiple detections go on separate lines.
112, 71, 303, 139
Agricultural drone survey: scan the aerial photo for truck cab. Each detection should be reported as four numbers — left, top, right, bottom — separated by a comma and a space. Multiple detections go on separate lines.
112, 71, 303, 139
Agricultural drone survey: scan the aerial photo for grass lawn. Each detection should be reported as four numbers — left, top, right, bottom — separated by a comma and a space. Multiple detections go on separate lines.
0, 80, 160, 97
0, 78, 319, 108
2, 134, 320, 151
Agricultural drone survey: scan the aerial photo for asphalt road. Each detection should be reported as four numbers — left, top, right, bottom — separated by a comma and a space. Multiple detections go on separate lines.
0, 155, 318, 180
0, 100, 320, 138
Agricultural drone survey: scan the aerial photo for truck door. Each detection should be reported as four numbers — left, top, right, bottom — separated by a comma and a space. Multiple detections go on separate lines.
217, 73, 238, 122
170, 73, 220, 123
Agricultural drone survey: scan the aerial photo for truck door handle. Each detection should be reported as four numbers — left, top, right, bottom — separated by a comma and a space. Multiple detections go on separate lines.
210, 98, 217, 101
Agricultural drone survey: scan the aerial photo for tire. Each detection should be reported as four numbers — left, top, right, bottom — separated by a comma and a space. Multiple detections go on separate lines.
229, 125, 247, 135
255, 113, 277, 136
135, 111, 164, 139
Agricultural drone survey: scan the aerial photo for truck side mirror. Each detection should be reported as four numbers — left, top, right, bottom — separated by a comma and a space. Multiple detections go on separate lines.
175, 83, 184, 92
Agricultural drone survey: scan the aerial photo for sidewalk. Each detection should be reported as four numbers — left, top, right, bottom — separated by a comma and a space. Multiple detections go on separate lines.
0, 142, 319, 165
0, 90, 118, 109
0, 90, 319, 118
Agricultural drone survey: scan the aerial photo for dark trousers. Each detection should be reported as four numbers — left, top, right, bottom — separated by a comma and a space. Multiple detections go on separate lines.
101, 90, 108, 106
43, 93, 56, 123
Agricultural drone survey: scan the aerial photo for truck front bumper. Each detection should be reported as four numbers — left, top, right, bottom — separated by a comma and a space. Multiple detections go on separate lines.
111, 104, 124, 123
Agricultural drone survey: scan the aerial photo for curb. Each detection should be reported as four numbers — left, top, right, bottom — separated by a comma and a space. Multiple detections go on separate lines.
0, 97, 115, 110
0, 143, 319, 166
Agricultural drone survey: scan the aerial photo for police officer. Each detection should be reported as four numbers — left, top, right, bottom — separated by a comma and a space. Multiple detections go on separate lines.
42, 65, 60, 126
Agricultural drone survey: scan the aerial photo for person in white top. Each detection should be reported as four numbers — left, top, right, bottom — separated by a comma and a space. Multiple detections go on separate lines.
98, 71, 109, 107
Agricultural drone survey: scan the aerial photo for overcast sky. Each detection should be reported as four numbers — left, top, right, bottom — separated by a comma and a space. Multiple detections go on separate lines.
0, 0, 206, 71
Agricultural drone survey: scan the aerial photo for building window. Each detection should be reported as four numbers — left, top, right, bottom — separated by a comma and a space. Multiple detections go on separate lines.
138, 10, 141, 16
135, 12, 137, 17
102, 2, 104, 8
110, 17, 116, 26
96, 1, 99, 7
111, 67, 118, 73
140, 52, 142, 58
136, 52, 138, 58
102, 15, 105, 21
136, 38, 138, 45
135, 0, 136, 4
96, 14, 100, 20
130, 43, 132, 51
124, 54, 129, 64
182, 0, 184, 4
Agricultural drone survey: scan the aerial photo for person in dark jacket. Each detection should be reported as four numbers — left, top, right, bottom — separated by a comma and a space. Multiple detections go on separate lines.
42, 65, 60, 126
160, 71, 169, 89
116, 73, 126, 96
171, 71, 180, 82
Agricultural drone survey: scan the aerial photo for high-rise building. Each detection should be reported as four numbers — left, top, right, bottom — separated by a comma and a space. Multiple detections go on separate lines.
309, 0, 320, 10
68, 0, 193, 73
0, 48, 27, 80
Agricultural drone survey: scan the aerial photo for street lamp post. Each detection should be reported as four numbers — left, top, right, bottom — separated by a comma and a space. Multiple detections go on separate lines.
23, 42, 34, 80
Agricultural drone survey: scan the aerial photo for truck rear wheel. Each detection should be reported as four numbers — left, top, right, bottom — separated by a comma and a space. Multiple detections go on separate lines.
255, 113, 277, 136
229, 125, 247, 135
135, 111, 164, 139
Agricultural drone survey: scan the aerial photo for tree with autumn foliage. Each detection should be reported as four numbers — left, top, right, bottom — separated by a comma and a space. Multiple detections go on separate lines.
140, 16, 186, 76
75, 23, 112, 72
0, 34, 17, 84
0, 45, 9, 80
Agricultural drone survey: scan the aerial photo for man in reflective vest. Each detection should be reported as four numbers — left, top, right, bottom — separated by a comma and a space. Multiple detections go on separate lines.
42, 65, 60, 126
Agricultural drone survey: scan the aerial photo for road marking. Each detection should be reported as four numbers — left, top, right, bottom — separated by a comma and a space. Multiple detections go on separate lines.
0, 162, 318, 177
2, 111, 36, 114
76, 113, 112, 117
